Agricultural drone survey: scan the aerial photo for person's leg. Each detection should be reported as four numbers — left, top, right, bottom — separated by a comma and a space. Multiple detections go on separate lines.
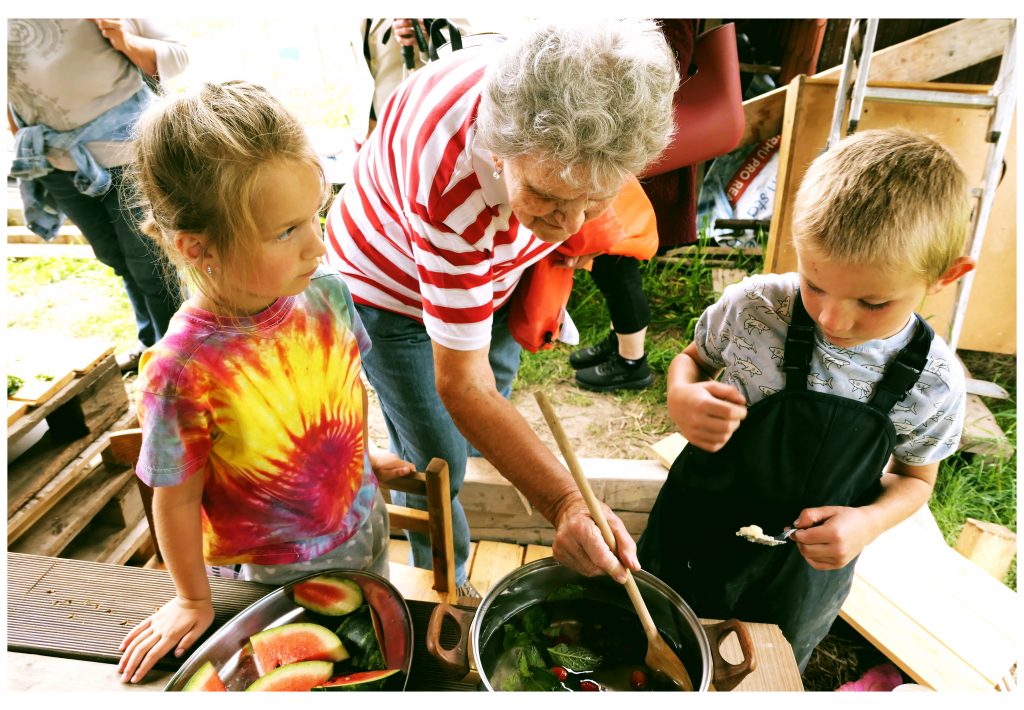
355, 304, 473, 587
36, 170, 155, 349
103, 167, 181, 346
575, 256, 653, 391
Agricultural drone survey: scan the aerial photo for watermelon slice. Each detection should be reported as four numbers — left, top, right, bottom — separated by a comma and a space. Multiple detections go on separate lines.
313, 668, 402, 691
293, 575, 363, 616
249, 622, 349, 675
181, 660, 227, 691
335, 604, 386, 671
245, 661, 335, 692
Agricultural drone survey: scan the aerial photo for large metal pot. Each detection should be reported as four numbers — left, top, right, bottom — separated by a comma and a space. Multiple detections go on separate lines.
426, 558, 755, 691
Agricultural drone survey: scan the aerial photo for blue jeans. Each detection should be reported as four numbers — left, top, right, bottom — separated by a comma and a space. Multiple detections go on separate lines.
37, 166, 181, 347
355, 303, 522, 586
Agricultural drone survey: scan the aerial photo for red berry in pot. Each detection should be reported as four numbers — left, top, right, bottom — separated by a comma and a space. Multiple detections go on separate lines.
579, 679, 601, 692
630, 669, 648, 690
551, 666, 568, 682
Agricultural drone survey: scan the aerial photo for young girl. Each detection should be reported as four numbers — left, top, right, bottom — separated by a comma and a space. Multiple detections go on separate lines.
116, 80, 413, 684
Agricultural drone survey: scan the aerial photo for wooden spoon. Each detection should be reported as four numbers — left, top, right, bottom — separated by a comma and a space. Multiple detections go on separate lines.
534, 391, 695, 691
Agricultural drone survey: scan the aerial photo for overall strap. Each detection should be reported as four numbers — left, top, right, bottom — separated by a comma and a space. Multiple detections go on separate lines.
783, 289, 816, 391
869, 315, 935, 413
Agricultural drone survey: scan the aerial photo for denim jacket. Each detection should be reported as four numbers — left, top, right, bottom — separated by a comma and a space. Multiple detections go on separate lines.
10, 84, 154, 240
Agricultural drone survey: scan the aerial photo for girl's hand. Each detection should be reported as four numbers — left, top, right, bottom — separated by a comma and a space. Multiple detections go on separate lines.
117, 596, 214, 684
91, 18, 133, 54
391, 19, 427, 48
370, 450, 416, 483
789, 506, 880, 570
667, 380, 747, 452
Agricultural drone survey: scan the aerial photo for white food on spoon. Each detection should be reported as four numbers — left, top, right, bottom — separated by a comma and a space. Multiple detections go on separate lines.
736, 524, 784, 546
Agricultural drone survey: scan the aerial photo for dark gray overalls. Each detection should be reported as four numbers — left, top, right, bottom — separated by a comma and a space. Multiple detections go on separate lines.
638, 291, 933, 670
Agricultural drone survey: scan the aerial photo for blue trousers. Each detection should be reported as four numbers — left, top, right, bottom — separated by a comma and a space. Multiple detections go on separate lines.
355, 303, 522, 586
37, 166, 181, 347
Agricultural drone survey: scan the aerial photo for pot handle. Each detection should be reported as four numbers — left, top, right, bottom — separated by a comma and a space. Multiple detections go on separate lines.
426, 603, 475, 677
702, 619, 756, 691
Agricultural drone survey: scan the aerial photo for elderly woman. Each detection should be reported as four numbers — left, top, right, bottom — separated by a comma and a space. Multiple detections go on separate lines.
325, 19, 678, 594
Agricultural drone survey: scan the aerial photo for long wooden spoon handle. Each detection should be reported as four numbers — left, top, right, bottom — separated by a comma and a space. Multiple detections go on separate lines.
534, 392, 616, 548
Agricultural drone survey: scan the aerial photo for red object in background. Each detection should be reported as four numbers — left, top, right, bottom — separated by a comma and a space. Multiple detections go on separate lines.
551, 666, 568, 682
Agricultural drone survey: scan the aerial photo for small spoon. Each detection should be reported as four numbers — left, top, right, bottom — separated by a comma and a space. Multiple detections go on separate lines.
535, 392, 694, 691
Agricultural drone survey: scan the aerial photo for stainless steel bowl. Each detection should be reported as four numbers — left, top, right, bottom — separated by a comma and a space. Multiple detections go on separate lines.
164, 569, 413, 691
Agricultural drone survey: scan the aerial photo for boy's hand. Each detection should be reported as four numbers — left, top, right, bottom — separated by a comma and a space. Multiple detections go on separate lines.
668, 380, 747, 452
117, 595, 214, 683
370, 450, 416, 483
789, 506, 880, 570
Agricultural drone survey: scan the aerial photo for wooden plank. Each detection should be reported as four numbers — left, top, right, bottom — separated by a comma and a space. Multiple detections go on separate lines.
61, 494, 151, 566
8, 400, 28, 427
5, 243, 96, 259
523, 544, 553, 565
7, 652, 173, 692
649, 432, 686, 470
712, 268, 749, 298
8, 397, 134, 520
466, 509, 652, 546
737, 19, 1012, 149
839, 576, 994, 691
387, 538, 412, 564
955, 518, 1017, 581
9, 460, 136, 558
762, 76, 1016, 354
385, 504, 429, 535
960, 393, 1014, 459
468, 540, 524, 596
7, 224, 86, 242
845, 506, 1020, 691
8, 370, 76, 405
386, 562, 447, 604
8, 434, 113, 543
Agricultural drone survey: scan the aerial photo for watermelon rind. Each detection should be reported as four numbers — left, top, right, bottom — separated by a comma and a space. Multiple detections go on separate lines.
245, 661, 335, 692
293, 575, 364, 616
181, 660, 226, 691
335, 604, 387, 671
312, 668, 402, 691
249, 622, 349, 675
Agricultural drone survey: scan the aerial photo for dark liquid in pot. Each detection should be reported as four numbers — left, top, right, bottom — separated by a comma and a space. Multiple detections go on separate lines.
480, 598, 683, 691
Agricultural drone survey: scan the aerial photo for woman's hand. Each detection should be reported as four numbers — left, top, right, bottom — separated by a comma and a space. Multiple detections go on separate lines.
370, 450, 416, 483
391, 19, 427, 48
789, 506, 881, 570
117, 596, 214, 684
667, 380, 747, 452
552, 252, 598, 270
550, 497, 639, 584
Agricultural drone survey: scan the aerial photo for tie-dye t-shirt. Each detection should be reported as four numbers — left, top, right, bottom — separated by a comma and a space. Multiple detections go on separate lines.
134, 267, 375, 566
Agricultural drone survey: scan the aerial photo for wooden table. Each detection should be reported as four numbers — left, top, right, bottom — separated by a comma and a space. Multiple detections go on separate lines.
6, 553, 803, 691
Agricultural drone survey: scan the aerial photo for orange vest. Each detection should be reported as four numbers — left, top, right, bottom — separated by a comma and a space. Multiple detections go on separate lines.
508, 175, 658, 352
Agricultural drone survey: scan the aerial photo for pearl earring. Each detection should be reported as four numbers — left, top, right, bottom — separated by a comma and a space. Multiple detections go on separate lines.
492, 164, 503, 180
206, 265, 213, 276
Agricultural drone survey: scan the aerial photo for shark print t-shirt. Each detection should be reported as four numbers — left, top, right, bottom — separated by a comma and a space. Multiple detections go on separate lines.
693, 272, 966, 466
134, 266, 376, 566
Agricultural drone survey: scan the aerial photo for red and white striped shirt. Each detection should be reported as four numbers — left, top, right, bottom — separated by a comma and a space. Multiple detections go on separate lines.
326, 48, 558, 351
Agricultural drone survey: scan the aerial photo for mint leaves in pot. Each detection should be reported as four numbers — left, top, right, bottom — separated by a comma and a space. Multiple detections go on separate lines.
547, 643, 602, 673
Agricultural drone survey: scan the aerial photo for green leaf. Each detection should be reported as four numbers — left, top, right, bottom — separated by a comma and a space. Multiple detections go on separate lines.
522, 605, 549, 639
547, 643, 602, 673
519, 667, 560, 691
501, 673, 521, 691
546, 583, 586, 601
524, 645, 546, 669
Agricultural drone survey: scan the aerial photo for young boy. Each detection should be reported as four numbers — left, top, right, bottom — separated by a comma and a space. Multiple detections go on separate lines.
637, 128, 976, 671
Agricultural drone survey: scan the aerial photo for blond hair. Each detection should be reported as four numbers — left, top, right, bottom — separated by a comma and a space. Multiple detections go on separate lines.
792, 128, 971, 284
126, 80, 328, 304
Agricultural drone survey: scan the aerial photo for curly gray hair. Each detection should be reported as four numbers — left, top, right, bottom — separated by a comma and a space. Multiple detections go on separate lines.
476, 19, 679, 192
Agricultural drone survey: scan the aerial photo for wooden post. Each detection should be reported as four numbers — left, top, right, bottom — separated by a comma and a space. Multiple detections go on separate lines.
954, 518, 1017, 582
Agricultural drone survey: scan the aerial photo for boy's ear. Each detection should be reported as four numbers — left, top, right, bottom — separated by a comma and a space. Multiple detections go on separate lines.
173, 231, 212, 267
928, 256, 976, 295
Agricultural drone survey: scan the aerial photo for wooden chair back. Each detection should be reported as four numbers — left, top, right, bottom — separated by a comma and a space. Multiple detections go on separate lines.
104, 429, 456, 602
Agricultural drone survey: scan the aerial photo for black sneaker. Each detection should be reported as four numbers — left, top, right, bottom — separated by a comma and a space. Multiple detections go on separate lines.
568, 330, 617, 370
575, 354, 653, 392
